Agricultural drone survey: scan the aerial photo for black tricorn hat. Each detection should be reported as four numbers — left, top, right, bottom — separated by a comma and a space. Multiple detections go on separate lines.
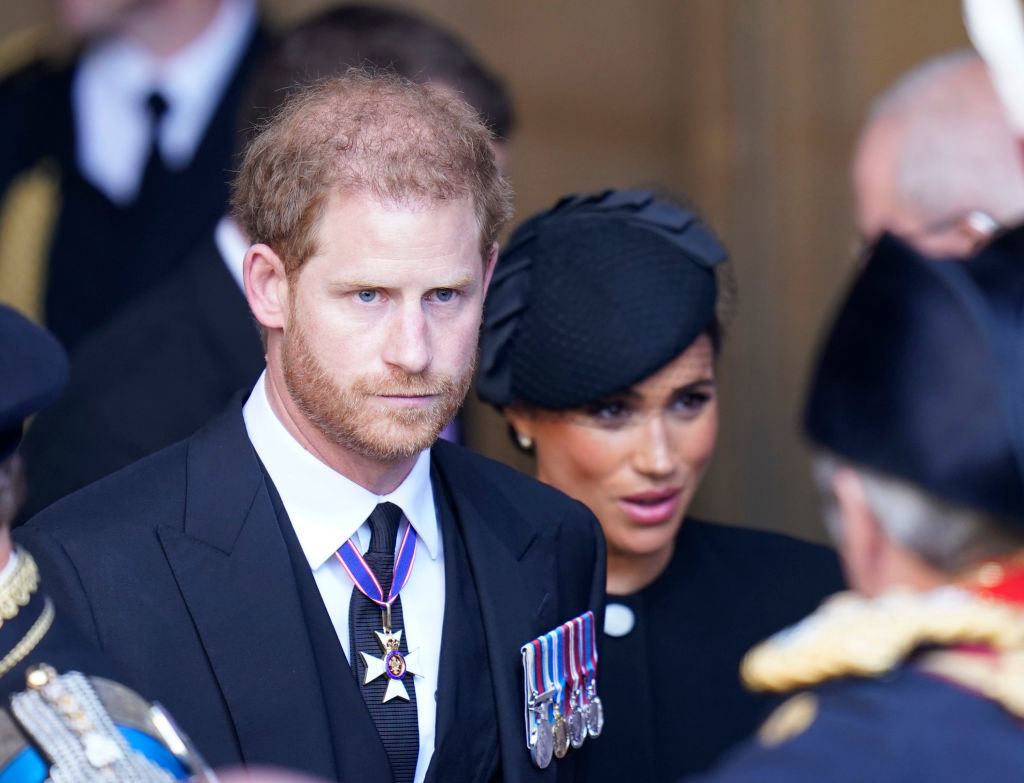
804, 227, 1024, 522
0, 305, 68, 462
478, 189, 727, 410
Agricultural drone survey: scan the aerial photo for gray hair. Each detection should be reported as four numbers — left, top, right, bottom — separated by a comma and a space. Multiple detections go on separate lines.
866, 49, 1024, 226
813, 452, 1024, 574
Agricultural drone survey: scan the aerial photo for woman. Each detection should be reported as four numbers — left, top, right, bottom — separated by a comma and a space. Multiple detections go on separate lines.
478, 189, 843, 782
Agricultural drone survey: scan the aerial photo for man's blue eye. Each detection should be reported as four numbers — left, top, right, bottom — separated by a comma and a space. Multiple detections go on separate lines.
358, 290, 376, 303
435, 289, 455, 302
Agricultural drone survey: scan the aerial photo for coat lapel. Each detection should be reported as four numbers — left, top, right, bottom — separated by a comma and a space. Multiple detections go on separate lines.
432, 443, 559, 783
156, 409, 336, 779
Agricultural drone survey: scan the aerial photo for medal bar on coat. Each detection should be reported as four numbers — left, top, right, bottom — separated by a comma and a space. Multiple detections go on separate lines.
335, 522, 422, 703
544, 631, 570, 759
567, 617, 587, 749
583, 611, 604, 737
521, 639, 554, 768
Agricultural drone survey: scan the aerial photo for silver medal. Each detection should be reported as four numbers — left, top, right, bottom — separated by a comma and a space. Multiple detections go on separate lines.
586, 693, 604, 737
568, 700, 587, 748
531, 711, 553, 768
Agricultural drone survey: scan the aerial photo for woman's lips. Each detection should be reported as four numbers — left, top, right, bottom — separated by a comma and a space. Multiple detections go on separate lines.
618, 488, 682, 525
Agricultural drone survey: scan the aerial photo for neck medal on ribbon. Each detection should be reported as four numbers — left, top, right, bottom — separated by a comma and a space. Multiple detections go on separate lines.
336, 523, 421, 702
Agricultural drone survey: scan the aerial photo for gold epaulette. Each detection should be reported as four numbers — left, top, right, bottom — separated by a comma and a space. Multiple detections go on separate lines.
741, 587, 1024, 693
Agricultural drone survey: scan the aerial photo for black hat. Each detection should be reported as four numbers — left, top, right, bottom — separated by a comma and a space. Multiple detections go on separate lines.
0, 305, 68, 462
478, 189, 727, 409
804, 228, 1024, 522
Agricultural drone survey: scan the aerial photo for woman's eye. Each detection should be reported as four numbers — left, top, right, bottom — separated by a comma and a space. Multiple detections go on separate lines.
672, 391, 711, 414
434, 288, 455, 302
584, 400, 629, 422
357, 290, 377, 303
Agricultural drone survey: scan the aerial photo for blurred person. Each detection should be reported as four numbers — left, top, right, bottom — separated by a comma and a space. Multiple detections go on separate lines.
690, 229, 1024, 782
853, 50, 1024, 257
17, 72, 603, 781
0, 303, 215, 781
18, 2, 517, 520
477, 189, 844, 782
0, 0, 266, 349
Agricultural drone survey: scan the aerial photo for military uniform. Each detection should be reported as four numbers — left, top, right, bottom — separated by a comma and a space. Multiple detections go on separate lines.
694, 585, 1024, 781
690, 228, 1024, 781
0, 545, 215, 781
0, 303, 214, 781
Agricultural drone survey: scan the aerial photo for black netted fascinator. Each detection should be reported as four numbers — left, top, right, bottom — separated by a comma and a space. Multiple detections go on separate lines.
478, 189, 727, 409
805, 227, 1024, 523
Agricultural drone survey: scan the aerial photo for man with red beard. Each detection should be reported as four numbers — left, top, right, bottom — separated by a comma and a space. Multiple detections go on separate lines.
16, 72, 605, 783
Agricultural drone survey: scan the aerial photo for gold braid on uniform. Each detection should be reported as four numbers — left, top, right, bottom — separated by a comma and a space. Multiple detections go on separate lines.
0, 548, 49, 679
741, 586, 1024, 718
0, 547, 40, 623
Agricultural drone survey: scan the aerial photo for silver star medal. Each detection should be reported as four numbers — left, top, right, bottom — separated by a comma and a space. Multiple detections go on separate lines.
360, 629, 422, 702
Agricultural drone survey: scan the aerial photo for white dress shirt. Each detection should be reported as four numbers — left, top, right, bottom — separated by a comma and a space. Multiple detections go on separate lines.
214, 215, 248, 291
243, 372, 445, 783
72, 0, 258, 205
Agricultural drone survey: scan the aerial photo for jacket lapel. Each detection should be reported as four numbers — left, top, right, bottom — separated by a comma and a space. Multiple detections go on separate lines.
432, 443, 558, 783
156, 409, 336, 779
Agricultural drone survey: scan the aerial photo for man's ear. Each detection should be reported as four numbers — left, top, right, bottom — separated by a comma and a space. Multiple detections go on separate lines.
245, 243, 289, 330
832, 467, 886, 595
482, 242, 499, 294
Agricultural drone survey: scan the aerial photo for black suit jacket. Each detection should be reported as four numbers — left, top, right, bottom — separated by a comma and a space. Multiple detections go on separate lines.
18, 237, 264, 520
0, 24, 267, 350
16, 406, 605, 782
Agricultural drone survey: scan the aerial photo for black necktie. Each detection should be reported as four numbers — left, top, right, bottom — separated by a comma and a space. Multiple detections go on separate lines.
137, 91, 170, 202
349, 502, 419, 783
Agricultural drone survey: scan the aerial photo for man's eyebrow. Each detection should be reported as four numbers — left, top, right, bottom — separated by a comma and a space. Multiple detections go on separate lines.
329, 274, 478, 289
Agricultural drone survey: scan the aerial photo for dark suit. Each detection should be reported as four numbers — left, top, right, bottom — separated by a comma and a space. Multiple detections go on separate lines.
0, 25, 266, 350
18, 238, 264, 520
16, 405, 605, 781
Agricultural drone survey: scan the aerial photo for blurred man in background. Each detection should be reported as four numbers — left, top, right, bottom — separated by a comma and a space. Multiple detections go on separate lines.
690, 230, 1024, 782
18, 3, 516, 520
0, 0, 265, 348
853, 49, 1024, 257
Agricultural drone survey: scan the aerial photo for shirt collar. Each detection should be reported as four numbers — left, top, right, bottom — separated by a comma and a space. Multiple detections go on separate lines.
74, 0, 257, 194
242, 372, 440, 571
214, 215, 249, 291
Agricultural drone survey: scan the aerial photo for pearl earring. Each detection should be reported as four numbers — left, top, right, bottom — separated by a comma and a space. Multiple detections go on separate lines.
517, 433, 534, 450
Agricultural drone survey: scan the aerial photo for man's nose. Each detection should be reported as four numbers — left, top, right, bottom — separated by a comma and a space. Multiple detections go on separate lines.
381, 301, 431, 374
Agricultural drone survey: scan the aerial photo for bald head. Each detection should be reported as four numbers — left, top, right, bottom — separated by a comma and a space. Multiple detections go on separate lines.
853, 50, 1024, 257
